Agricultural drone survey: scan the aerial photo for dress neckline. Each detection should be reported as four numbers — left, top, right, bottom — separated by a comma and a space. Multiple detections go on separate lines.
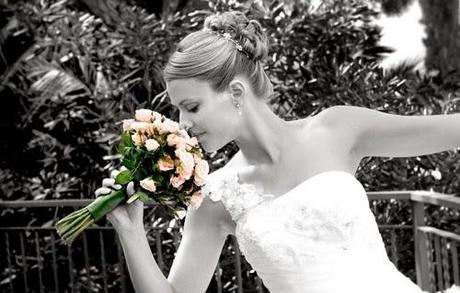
232, 167, 359, 198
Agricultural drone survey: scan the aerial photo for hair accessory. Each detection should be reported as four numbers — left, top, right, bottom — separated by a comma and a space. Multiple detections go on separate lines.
203, 29, 253, 60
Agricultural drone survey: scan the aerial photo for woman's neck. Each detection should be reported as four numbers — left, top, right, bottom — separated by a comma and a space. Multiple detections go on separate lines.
234, 99, 299, 167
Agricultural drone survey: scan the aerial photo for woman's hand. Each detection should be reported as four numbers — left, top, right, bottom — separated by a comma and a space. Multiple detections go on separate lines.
107, 196, 145, 234
95, 169, 145, 234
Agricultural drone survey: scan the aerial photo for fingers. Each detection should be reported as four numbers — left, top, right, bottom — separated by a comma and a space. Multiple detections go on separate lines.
95, 187, 112, 197
110, 169, 120, 179
126, 181, 135, 196
103, 178, 122, 190
102, 178, 115, 187
96, 166, 129, 198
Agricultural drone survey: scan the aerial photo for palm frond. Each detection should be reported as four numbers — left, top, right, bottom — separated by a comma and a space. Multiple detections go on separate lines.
28, 58, 90, 101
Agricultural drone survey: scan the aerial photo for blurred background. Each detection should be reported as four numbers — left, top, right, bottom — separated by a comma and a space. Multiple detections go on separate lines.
0, 0, 459, 292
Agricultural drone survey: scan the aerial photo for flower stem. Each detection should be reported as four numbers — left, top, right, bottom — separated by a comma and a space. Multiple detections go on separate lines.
55, 188, 127, 244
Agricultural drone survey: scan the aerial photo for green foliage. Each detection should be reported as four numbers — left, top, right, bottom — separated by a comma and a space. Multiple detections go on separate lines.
115, 170, 133, 185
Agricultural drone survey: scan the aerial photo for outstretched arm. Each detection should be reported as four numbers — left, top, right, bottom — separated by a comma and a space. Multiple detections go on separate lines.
320, 105, 460, 159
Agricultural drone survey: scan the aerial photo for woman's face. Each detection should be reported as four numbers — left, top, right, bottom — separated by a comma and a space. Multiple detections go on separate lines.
166, 78, 241, 152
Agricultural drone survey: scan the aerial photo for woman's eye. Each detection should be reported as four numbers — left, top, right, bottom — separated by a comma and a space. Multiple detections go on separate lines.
188, 106, 199, 113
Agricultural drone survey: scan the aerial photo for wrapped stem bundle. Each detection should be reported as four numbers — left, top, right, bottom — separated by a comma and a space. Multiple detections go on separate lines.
55, 109, 209, 245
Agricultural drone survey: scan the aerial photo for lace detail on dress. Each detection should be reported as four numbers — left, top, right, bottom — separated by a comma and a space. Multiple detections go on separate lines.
201, 170, 274, 222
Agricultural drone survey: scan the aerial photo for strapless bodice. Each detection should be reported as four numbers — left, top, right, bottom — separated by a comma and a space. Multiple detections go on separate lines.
201, 168, 423, 293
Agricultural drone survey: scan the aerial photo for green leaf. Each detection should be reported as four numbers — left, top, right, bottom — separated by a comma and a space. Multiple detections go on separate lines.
115, 170, 132, 185
126, 192, 141, 204
121, 132, 133, 147
122, 148, 140, 170
137, 191, 150, 203
152, 173, 164, 184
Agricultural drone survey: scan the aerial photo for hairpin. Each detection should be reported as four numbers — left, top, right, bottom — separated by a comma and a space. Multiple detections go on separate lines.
203, 29, 252, 60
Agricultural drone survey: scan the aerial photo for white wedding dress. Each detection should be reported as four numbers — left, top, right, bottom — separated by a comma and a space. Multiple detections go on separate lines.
201, 168, 426, 293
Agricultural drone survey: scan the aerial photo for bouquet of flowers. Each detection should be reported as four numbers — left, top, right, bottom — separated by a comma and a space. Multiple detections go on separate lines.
55, 109, 209, 244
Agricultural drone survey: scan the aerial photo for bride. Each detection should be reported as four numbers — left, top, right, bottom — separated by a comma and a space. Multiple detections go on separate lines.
104, 11, 460, 293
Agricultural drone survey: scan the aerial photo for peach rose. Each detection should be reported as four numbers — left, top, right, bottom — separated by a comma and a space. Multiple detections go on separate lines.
135, 109, 153, 122
158, 155, 175, 171
176, 149, 195, 179
170, 174, 186, 189
193, 153, 203, 164
132, 133, 146, 146
152, 111, 163, 122
188, 137, 199, 147
193, 159, 209, 186
189, 191, 204, 209
167, 133, 187, 150
140, 178, 156, 192
145, 139, 160, 152
167, 134, 181, 146
130, 121, 151, 133
160, 119, 180, 134
152, 118, 162, 130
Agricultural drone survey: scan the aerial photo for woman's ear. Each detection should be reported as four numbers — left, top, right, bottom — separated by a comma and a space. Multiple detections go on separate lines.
229, 79, 245, 102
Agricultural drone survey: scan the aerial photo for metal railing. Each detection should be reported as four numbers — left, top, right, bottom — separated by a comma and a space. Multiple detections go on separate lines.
0, 190, 459, 293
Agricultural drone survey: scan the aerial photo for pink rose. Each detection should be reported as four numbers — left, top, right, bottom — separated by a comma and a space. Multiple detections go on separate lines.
189, 191, 204, 209
167, 134, 187, 150
158, 155, 175, 171
193, 159, 209, 186
145, 139, 160, 152
140, 178, 156, 192
170, 175, 186, 189
135, 109, 153, 122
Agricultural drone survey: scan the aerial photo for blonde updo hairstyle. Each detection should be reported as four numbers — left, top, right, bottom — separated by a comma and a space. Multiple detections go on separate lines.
163, 11, 273, 99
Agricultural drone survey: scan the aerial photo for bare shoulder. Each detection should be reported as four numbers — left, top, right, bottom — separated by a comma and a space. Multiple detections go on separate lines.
313, 105, 369, 128
307, 106, 364, 161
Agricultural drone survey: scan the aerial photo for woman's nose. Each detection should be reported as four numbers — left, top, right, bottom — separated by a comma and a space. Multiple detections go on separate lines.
179, 115, 192, 131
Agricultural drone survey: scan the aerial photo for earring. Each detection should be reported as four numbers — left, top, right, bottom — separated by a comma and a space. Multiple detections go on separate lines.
233, 98, 243, 116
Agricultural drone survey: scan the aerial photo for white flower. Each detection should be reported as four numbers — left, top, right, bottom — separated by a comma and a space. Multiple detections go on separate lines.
145, 139, 160, 152
122, 119, 135, 131
135, 109, 153, 122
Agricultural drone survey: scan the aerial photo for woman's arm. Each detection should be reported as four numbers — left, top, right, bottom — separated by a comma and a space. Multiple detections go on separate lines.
167, 196, 233, 293
319, 105, 460, 159
118, 228, 174, 293
113, 194, 231, 293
